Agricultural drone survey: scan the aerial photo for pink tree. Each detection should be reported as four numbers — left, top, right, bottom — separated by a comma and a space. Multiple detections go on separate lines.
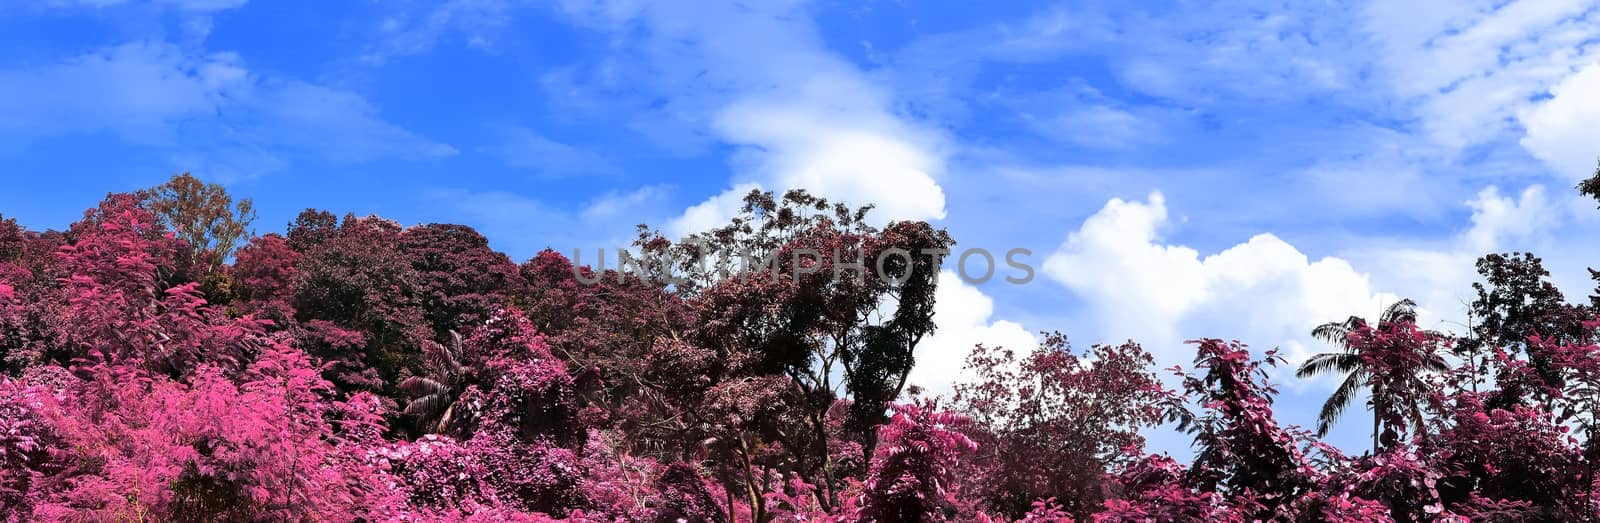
229, 233, 300, 322
857, 398, 979, 522
26, 344, 394, 521
955, 334, 1182, 519
1177, 339, 1315, 519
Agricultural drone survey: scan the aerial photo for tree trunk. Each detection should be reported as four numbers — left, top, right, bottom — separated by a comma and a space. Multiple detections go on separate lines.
1372, 406, 1381, 453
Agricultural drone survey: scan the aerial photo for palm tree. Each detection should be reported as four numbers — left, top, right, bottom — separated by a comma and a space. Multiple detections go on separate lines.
399, 331, 470, 434
1297, 299, 1445, 451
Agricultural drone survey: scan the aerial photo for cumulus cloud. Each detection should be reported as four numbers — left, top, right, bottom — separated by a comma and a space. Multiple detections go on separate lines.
1041, 184, 1570, 375
715, 96, 947, 223
1042, 192, 1401, 366
1463, 185, 1557, 253
905, 271, 1037, 400
1353, 184, 1562, 332
665, 182, 760, 239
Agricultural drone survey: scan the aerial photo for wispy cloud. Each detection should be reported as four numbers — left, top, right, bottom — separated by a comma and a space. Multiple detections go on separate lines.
1366, 0, 1600, 151
490, 125, 618, 178
0, 40, 454, 180
45, 0, 248, 12
1010, 80, 1159, 150
360, 0, 517, 65
426, 185, 676, 260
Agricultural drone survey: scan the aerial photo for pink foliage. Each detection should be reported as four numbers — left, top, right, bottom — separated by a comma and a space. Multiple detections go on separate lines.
230, 233, 300, 320
858, 399, 979, 522
54, 193, 267, 376
27, 345, 391, 521
14, 185, 1600, 521
1178, 339, 1315, 517
955, 335, 1180, 519
0, 379, 61, 520
1342, 318, 1449, 446
1094, 454, 1228, 523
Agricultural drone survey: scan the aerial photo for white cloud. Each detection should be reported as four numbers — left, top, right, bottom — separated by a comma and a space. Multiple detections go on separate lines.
1520, 62, 1600, 180
1003, 79, 1157, 150
556, 0, 949, 230
1042, 192, 1401, 365
665, 182, 760, 239
1032, 187, 1562, 453
905, 270, 1037, 400
1352, 184, 1561, 332
580, 185, 671, 223
1028, 104, 1145, 149
1042, 186, 1567, 373
244, 81, 459, 163
1463, 185, 1556, 253
1364, 0, 1600, 151
0, 41, 242, 144
715, 96, 947, 224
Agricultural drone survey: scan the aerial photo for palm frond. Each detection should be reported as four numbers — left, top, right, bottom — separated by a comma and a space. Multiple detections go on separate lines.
1312, 317, 1362, 348
442, 330, 466, 375
436, 404, 456, 434
1423, 354, 1450, 373
1316, 371, 1367, 437
1381, 298, 1418, 325
1296, 353, 1363, 380
421, 339, 450, 373
403, 393, 450, 418
420, 331, 468, 382
398, 376, 448, 397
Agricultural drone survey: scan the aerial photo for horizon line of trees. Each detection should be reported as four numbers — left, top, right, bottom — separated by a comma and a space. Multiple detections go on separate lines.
1, 166, 1600, 521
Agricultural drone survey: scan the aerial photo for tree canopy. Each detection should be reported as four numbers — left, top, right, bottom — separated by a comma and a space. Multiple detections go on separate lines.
6, 175, 1600, 521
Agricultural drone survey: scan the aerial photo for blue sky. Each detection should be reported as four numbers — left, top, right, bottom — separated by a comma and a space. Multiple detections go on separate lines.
3, 0, 1600, 457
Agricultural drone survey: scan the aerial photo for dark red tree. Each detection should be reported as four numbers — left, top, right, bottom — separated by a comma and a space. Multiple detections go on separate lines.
955, 334, 1182, 520
291, 214, 431, 397
398, 224, 523, 341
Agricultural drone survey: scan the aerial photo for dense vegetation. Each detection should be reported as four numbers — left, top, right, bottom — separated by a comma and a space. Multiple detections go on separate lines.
5, 170, 1600, 521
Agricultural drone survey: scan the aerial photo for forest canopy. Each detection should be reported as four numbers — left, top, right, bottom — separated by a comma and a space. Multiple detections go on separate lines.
5, 169, 1600, 521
